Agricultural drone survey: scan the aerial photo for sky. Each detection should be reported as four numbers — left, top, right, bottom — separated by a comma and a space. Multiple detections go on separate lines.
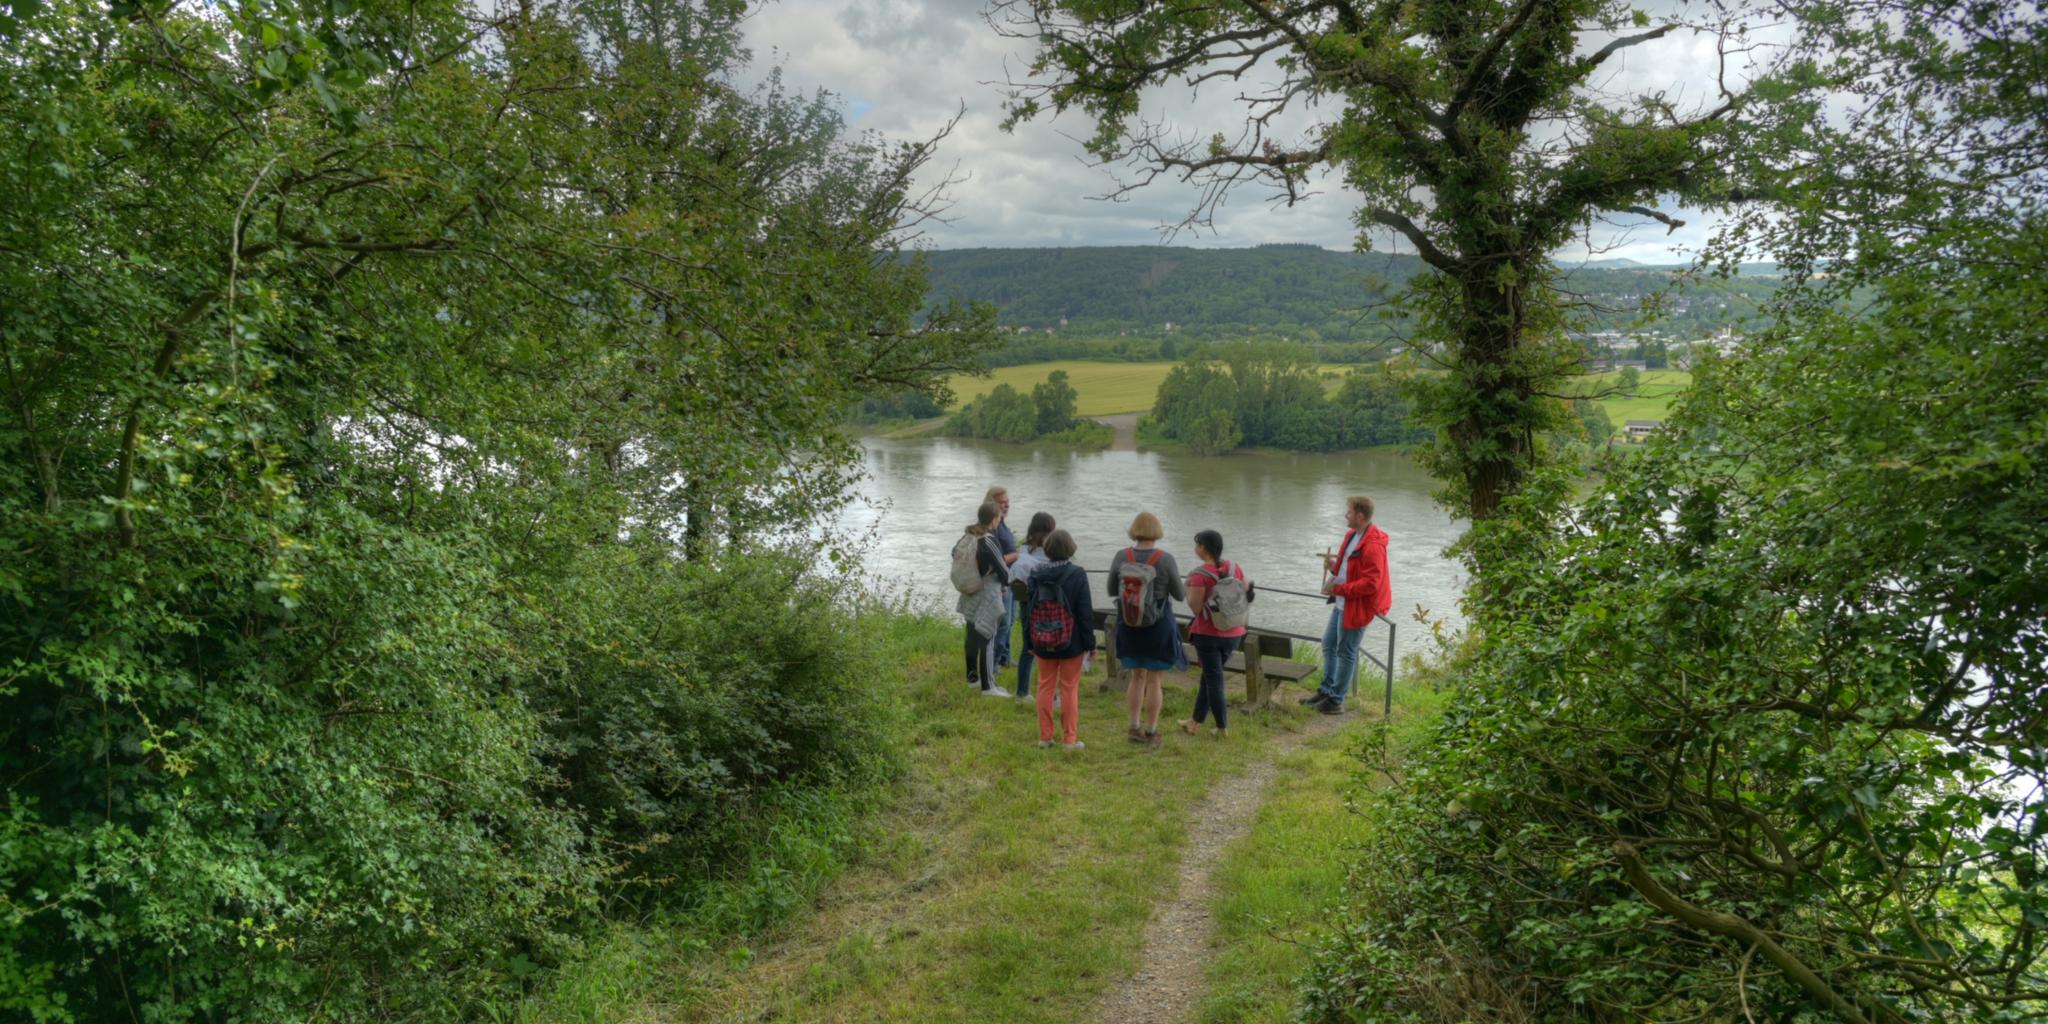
740, 0, 1772, 261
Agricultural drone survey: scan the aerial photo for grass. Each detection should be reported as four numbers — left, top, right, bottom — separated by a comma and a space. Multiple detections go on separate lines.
1195, 680, 1450, 1024
510, 613, 1345, 1024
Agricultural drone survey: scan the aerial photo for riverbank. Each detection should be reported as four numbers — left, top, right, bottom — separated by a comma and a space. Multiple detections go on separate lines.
509, 613, 1428, 1022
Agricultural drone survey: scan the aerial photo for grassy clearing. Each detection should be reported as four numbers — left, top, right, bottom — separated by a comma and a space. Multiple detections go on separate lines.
513, 614, 1335, 1024
1195, 682, 1450, 1024
1581, 368, 1692, 423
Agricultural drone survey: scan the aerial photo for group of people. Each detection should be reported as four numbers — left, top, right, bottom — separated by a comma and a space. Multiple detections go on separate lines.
953, 486, 1392, 751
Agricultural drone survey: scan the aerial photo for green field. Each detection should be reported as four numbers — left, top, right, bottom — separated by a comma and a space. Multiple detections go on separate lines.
1581, 369, 1692, 424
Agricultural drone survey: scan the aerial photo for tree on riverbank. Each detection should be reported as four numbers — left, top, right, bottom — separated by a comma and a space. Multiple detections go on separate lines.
0, 0, 988, 1017
1150, 349, 1426, 454
947, 369, 1111, 446
995, 0, 1783, 519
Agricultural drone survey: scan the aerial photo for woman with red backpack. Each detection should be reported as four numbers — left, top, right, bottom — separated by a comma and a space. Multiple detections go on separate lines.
1023, 529, 1093, 749
1107, 511, 1187, 747
1179, 529, 1252, 739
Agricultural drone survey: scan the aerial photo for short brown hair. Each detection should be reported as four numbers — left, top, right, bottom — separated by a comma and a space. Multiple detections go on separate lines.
975, 501, 1001, 529
1127, 511, 1164, 542
1043, 528, 1078, 563
1348, 495, 1375, 521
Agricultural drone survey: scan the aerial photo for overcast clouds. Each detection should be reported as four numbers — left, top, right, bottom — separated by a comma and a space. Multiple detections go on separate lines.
741, 0, 1763, 262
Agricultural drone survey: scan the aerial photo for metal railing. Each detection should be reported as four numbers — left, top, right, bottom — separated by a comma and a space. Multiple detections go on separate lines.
1074, 568, 1398, 716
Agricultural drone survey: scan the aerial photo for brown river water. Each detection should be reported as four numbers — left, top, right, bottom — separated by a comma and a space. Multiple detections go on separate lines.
842, 434, 1467, 666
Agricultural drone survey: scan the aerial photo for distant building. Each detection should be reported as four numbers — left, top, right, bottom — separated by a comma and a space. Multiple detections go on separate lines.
1625, 419, 1663, 440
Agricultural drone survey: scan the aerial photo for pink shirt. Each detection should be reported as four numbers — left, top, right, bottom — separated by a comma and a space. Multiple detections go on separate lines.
1188, 560, 1248, 638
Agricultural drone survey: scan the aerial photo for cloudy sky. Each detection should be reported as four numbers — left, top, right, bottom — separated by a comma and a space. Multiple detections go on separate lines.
741, 0, 1764, 261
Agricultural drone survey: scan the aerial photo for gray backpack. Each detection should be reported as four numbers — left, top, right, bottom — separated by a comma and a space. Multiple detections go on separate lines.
1115, 547, 1167, 627
1198, 561, 1251, 631
950, 532, 990, 594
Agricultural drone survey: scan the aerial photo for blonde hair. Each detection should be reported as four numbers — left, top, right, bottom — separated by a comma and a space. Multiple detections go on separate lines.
984, 485, 1008, 503
1127, 511, 1164, 542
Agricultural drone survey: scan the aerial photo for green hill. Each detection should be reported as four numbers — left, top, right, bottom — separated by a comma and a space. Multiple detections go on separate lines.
918, 245, 1781, 344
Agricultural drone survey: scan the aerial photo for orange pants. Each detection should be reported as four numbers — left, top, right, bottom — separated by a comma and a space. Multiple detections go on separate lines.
1035, 656, 1084, 743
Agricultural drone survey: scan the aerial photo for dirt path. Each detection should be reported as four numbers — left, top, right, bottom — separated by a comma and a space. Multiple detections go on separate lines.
1094, 413, 1139, 451
1092, 708, 1348, 1024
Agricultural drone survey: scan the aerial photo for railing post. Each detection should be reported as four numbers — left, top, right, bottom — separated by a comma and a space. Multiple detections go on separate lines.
1384, 619, 1396, 718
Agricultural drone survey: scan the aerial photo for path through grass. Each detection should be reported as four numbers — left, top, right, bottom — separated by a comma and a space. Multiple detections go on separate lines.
514, 615, 1347, 1023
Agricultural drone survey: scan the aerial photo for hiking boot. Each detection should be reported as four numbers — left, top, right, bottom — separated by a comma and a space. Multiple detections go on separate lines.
1319, 700, 1346, 716
1299, 693, 1330, 708
1144, 730, 1162, 748
1127, 725, 1146, 743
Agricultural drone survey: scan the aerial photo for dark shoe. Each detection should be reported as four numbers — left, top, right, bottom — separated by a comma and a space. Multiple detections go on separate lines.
1127, 726, 1146, 743
1319, 701, 1346, 716
1144, 730, 1162, 747
1299, 693, 1331, 708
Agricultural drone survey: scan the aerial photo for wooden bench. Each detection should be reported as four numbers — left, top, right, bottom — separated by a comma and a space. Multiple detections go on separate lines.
1088, 609, 1316, 710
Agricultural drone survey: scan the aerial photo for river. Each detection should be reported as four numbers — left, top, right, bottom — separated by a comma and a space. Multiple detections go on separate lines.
844, 434, 1467, 666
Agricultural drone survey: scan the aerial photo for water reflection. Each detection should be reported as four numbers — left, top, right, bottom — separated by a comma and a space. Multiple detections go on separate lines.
846, 435, 1467, 665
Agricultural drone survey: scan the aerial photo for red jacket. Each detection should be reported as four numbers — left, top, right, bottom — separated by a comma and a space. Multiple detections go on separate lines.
1331, 524, 1391, 629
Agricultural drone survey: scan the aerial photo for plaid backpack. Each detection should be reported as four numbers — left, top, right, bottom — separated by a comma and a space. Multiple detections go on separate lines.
1025, 566, 1080, 656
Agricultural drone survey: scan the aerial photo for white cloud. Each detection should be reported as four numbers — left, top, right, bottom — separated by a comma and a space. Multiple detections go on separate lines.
741, 0, 1766, 263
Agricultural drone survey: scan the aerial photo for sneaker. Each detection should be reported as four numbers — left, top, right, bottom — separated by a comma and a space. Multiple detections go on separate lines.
983, 686, 1013, 698
1298, 693, 1329, 707
1213, 727, 1228, 740
1319, 701, 1345, 716
1178, 719, 1201, 735
1039, 739, 1055, 749
1062, 740, 1086, 751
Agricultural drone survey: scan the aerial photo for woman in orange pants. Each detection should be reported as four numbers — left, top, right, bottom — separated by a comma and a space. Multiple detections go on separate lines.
1021, 529, 1094, 749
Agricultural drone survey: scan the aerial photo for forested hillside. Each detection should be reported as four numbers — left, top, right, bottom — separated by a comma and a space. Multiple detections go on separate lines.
920, 245, 1783, 341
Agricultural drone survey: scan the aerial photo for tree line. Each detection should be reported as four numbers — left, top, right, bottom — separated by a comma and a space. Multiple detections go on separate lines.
0, 0, 988, 1018
945, 370, 1112, 447
1147, 347, 1432, 454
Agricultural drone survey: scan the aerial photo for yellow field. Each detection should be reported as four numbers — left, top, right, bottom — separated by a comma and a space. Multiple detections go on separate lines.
948, 361, 1353, 418
946, 362, 1170, 417
948, 361, 1693, 424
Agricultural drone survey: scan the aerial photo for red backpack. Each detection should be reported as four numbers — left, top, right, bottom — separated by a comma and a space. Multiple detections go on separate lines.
1115, 548, 1166, 627
1025, 566, 1080, 656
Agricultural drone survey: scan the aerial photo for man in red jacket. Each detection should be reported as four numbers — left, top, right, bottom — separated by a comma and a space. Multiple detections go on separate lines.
1305, 495, 1392, 713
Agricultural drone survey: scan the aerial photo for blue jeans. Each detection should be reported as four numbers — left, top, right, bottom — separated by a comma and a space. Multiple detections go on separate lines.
1318, 606, 1365, 704
1016, 648, 1035, 698
995, 590, 1016, 667
1192, 634, 1239, 729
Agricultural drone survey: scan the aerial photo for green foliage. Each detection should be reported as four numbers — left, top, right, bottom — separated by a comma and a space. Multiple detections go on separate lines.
1149, 350, 1425, 453
1031, 369, 1080, 434
945, 369, 1105, 447
0, 0, 986, 1018
850, 388, 945, 424
1309, 5, 2048, 1018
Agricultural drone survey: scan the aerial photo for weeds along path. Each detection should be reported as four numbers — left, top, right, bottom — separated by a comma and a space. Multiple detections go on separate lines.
1092, 710, 1349, 1024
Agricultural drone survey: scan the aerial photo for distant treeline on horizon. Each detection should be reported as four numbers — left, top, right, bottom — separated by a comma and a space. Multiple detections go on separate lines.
915, 244, 1784, 356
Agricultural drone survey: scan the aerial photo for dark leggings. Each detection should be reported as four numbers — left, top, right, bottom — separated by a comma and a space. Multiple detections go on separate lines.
964, 624, 997, 690
1192, 633, 1240, 729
